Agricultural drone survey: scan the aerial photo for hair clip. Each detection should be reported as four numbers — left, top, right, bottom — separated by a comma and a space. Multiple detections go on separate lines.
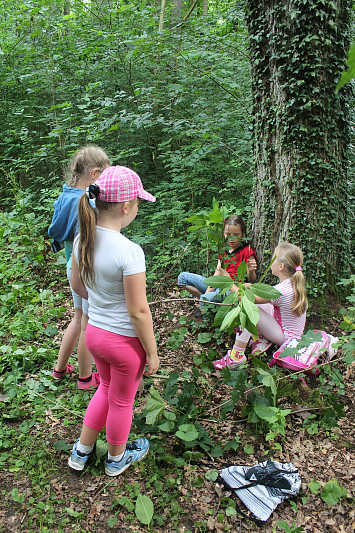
86, 184, 100, 200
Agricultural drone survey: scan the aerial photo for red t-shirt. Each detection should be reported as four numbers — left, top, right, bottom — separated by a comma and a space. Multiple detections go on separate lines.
219, 244, 256, 280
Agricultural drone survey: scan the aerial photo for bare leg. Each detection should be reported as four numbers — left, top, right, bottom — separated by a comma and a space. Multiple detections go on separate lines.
54, 308, 82, 372
181, 285, 203, 298
80, 423, 126, 456
77, 314, 93, 379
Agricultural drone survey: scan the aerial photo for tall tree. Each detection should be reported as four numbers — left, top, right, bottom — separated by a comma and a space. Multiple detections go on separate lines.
246, 0, 353, 293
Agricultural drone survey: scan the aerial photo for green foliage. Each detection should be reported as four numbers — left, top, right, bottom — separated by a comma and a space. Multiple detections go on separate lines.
246, 0, 353, 292
321, 479, 348, 506
135, 493, 154, 526
336, 41, 355, 92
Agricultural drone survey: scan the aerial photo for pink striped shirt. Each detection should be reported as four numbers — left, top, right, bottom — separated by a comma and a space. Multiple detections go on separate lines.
271, 278, 306, 341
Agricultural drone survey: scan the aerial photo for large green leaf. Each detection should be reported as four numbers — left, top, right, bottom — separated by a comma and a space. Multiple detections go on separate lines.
145, 386, 165, 425
241, 294, 259, 326
236, 260, 247, 281
321, 479, 347, 506
220, 304, 241, 331
250, 283, 281, 300
253, 404, 279, 423
135, 494, 154, 525
213, 292, 238, 326
203, 275, 234, 290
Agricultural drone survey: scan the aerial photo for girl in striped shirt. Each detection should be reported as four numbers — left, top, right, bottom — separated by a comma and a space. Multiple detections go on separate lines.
213, 242, 308, 369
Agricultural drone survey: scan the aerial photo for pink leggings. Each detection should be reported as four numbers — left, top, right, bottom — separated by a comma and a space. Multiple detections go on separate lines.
84, 324, 146, 446
234, 303, 285, 346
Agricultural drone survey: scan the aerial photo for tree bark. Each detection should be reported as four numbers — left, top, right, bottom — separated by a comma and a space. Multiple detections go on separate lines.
246, 0, 352, 291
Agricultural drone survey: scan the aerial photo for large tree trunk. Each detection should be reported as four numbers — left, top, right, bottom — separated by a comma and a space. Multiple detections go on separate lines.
246, 0, 352, 291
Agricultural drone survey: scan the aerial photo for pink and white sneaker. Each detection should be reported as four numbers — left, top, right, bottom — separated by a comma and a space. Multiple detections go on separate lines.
251, 336, 273, 356
51, 363, 75, 380
77, 372, 100, 390
213, 351, 247, 370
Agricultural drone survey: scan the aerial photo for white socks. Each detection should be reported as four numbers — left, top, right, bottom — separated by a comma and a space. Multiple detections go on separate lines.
108, 451, 124, 462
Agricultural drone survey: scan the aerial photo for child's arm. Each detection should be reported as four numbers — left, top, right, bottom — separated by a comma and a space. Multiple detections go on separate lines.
205, 259, 224, 293
71, 255, 89, 300
124, 272, 160, 376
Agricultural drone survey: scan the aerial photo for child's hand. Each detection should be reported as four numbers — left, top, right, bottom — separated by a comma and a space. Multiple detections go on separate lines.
246, 257, 257, 272
145, 353, 160, 376
244, 283, 252, 290
218, 267, 231, 278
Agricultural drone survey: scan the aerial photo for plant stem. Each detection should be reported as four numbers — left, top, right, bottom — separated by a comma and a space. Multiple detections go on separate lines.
258, 255, 276, 283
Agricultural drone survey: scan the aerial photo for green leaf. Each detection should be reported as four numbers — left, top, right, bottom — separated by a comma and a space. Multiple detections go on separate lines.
145, 386, 165, 424
253, 404, 279, 423
236, 260, 247, 281
54, 440, 72, 453
321, 479, 347, 506
107, 517, 118, 528
197, 332, 212, 343
244, 444, 254, 454
176, 423, 199, 442
308, 480, 322, 494
220, 305, 241, 331
241, 294, 259, 326
203, 275, 234, 290
135, 494, 154, 525
336, 41, 355, 92
205, 469, 219, 481
250, 283, 281, 300
213, 292, 238, 326
95, 439, 107, 459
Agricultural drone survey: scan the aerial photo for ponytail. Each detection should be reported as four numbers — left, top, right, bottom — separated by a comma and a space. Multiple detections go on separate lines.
275, 242, 308, 316
77, 194, 97, 287
292, 270, 308, 316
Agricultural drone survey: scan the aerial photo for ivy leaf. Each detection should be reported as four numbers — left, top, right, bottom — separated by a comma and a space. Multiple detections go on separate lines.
135, 494, 154, 525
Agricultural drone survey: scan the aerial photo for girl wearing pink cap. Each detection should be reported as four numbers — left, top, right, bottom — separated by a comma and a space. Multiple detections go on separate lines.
68, 166, 159, 476
213, 242, 308, 369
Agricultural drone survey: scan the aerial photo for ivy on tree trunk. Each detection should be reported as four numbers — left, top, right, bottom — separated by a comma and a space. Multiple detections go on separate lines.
246, 0, 353, 294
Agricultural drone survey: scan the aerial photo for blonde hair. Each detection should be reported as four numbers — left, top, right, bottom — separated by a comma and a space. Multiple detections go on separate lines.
77, 196, 119, 287
66, 145, 110, 187
274, 242, 308, 316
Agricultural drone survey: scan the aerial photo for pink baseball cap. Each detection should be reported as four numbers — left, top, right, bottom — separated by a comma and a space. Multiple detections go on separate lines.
95, 166, 156, 203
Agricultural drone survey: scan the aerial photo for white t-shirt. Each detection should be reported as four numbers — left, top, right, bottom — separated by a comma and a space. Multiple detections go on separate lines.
270, 278, 306, 341
74, 226, 146, 337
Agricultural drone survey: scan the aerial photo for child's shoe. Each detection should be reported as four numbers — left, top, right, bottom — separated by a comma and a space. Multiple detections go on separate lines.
213, 350, 247, 370
105, 438, 149, 477
327, 335, 339, 360
68, 439, 95, 471
51, 363, 75, 380
77, 372, 100, 390
251, 336, 273, 355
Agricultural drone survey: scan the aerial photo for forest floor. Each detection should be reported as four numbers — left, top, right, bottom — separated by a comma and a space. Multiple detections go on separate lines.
0, 287, 354, 533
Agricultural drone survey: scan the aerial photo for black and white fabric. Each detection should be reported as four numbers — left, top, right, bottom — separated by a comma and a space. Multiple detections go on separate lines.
219, 459, 301, 522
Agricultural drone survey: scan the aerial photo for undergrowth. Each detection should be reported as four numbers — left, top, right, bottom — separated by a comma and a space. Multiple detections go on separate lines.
0, 190, 353, 531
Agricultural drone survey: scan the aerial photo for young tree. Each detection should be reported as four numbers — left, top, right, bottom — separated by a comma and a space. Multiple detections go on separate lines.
245, 0, 353, 294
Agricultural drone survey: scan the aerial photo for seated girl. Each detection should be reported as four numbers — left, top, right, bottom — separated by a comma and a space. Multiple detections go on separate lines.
178, 215, 257, 305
